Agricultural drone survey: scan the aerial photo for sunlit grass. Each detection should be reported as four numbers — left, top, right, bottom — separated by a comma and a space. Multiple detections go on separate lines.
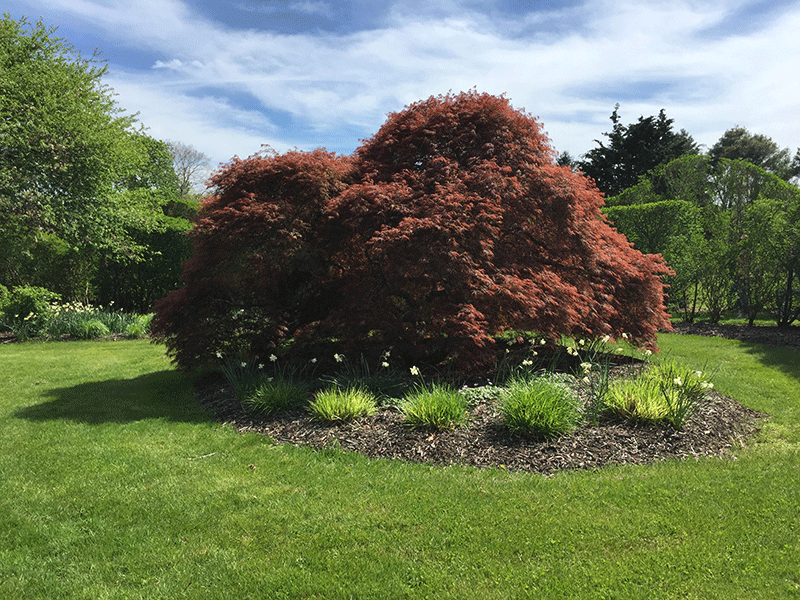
0, 335, 798, 599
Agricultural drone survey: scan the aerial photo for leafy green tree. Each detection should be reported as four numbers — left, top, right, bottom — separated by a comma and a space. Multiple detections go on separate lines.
709, 127, 800, 182
774, 195, 800, 327
579, 105, 699, 196
0, 16, 155, 265
734, 197, 794, 325
662, 217, 708, 322
96, 134, 195, 312
123, 134, 179, 197
695, 209, 736, 323
0, 16, 189, 306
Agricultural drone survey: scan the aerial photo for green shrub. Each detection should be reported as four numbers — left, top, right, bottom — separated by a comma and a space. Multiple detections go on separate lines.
0, 285, 60, 339
500, 376, 580, 439
242, 377, 310, 415
309, 386, 377, 422
401, 383, 468, 430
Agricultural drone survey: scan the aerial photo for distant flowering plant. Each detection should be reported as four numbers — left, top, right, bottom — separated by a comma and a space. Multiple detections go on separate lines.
214, 351, 262, 400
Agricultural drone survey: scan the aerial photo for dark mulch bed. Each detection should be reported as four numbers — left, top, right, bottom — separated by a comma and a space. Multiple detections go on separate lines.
197, 367, 765, 475
5, 322, 793, 473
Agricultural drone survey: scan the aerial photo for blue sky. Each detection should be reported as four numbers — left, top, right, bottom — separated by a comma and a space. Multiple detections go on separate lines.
7, 0, 800, 173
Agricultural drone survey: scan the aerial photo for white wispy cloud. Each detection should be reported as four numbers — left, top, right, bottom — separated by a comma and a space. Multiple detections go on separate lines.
13, 0, 800, 167
289, 1, 333, 17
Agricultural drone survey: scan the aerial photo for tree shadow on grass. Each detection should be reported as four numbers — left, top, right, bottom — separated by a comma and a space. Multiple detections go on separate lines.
740, 342, 800, 385
668, 323, 800, 385
15, 370, 212, 425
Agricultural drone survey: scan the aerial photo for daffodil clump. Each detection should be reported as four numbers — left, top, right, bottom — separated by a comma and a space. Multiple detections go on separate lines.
0, 285, 153, 341
45, 300, 153, 340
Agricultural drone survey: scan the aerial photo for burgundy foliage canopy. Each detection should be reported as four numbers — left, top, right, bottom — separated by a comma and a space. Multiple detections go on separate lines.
152, 91, 672, 372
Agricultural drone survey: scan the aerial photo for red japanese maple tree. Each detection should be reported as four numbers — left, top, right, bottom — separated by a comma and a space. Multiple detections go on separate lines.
152, 91, 672, 372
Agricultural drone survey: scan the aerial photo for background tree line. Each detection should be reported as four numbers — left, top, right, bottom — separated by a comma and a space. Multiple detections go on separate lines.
574, 106, 800, 327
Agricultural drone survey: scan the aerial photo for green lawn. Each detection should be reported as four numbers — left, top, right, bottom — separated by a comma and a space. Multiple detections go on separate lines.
1, 337, 798, 599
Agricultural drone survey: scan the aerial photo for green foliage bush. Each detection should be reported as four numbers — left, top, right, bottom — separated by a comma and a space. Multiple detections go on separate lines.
500, 376, 580, 439
309, 386, 378, 422
0, 285, 60, 339
96, 218, 194, 314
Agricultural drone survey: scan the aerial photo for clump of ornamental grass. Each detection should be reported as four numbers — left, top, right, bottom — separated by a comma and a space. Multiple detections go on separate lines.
500, 375, 580, 439
400, 381, 469, 430
242, 377, 311, 415
603, 361, 714, 429
309, 386, 378, 422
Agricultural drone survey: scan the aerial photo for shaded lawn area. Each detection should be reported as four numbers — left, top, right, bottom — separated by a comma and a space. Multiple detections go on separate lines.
0, 337, 798, 599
